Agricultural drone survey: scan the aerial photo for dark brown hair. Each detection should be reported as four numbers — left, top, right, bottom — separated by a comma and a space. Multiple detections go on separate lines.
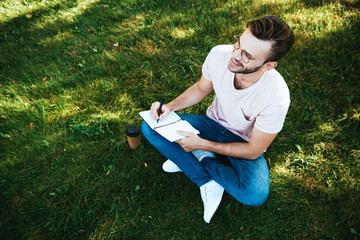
247, 16, 295, 62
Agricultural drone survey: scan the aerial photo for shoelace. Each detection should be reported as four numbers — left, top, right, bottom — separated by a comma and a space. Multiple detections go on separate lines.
201, 187, 208, 206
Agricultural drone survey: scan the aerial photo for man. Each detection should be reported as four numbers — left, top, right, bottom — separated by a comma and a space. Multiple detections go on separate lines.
141, 15, 294, 223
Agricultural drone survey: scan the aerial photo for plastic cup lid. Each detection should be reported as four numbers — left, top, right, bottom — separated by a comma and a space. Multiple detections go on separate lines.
125, 125, 141, 137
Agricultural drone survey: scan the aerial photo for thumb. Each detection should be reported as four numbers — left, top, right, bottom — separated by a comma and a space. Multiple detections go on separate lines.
159, 104, 171, 120
177, 130, 192, 137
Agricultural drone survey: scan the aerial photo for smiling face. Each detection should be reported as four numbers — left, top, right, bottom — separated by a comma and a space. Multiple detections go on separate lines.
228, 28, 273, 74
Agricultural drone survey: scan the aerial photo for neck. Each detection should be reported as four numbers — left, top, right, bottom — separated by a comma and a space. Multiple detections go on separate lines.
234, 70, 265, 89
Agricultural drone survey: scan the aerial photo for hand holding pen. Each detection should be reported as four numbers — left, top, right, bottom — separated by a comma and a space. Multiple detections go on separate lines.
150, 96, 170, 122
157, 96, 164, 123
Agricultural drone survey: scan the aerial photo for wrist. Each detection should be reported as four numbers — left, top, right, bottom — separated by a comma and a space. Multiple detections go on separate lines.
200, 139, 211, 151
166, 101, 176, 112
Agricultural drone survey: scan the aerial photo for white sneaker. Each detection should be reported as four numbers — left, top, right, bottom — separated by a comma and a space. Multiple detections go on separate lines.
162, 159, 182, 173
192, 150, 215, 162
200, 180, 224, 223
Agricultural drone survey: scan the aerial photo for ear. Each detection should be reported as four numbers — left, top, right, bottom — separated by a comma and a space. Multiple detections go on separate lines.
262, 61, 277, 71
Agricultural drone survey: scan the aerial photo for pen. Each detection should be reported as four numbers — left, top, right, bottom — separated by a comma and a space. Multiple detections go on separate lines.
157, 96, 164, 123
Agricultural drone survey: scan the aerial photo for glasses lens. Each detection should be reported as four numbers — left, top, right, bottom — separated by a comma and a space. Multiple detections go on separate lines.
234, 35, 250, 64
241, 51, 249, 63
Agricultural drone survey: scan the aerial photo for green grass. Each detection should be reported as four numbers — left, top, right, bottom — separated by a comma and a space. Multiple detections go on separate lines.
1, 0, 359, 239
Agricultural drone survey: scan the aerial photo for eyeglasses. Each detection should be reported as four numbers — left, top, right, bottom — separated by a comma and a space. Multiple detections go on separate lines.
233, 35, 255, 64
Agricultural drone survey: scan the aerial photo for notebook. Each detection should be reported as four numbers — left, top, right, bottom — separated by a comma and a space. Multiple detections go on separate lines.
139, 110, 199, 142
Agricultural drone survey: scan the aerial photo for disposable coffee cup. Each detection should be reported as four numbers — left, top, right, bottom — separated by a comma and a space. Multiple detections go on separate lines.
125, 125, 141, 150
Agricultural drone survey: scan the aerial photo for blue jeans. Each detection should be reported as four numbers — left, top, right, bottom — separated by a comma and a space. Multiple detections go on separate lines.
141, 114, 270, 206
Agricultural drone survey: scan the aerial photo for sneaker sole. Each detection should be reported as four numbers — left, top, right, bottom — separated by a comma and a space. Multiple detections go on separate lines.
207, 204, 220, 224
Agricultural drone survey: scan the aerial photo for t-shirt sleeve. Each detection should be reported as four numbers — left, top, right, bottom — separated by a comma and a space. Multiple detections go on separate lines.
202, 47, 217, 82
254, 101, 290, 134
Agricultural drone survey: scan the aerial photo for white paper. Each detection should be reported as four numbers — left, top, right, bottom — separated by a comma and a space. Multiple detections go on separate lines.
139, 110, 181, 130
154, 120, 200, 142
139, 110, 199, 142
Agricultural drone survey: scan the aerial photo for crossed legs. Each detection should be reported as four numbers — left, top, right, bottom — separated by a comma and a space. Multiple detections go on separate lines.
141, 114, 270, 222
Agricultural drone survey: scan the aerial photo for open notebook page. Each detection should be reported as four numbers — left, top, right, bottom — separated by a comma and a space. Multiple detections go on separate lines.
139, 110, 181, 130
154, 120, 200, 142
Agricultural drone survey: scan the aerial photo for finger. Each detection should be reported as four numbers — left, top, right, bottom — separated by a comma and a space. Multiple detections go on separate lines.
177, 130, 192, 137
150, 102, 160, 120
158, 104, 170, 120
175, 140, 191, 152
177, 131, 196, 139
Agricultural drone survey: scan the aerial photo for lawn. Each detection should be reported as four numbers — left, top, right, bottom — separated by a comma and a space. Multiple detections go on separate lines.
0, 0, 359, 239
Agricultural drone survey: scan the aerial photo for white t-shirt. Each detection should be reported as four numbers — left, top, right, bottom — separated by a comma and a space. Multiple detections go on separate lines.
202, 45, 290, 142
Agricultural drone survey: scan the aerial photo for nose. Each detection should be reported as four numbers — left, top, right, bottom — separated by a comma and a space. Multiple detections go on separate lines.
233, 51, 244, 63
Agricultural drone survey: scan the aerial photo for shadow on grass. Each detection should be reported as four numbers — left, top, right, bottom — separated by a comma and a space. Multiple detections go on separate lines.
1, 0, 360, 239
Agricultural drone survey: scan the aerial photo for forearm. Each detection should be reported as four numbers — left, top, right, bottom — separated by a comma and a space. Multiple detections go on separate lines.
150, 75, 213, 121
167, 82, 208, 111
202, 140, 261, 160
167, 75, 213, 112
176, 115, 277, 160
200, 128, 277, 160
